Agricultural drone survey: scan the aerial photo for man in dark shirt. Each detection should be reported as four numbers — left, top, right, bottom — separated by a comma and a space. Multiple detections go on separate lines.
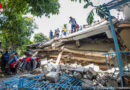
1, 51, 10, 72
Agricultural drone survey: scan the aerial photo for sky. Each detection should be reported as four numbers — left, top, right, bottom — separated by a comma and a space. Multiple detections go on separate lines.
32, 0, 121, 40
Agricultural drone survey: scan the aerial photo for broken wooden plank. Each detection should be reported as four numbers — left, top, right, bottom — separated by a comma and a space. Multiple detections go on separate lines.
118, 24, 130, 28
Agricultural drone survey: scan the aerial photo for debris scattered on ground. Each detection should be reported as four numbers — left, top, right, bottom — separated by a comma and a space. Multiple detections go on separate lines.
1, 58, 130, 89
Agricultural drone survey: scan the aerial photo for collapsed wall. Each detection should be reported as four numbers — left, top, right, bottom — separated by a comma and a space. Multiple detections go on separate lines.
23, 19, 130, 88
26, 19, 130, 71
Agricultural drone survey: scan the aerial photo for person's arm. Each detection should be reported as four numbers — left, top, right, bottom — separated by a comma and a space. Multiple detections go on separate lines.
69, 20, 71, 23
75, 19, 77, 24
14, 55, 18, 61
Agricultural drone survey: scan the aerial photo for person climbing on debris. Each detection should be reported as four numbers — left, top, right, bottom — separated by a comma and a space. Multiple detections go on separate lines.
10, 52, 19, 74
8, 52, 19, 74
56, 28, 60, 37
1, 50, 10, 73
30, 57, 40, 71
21, 56, 40, 72
22, 57, 32, 72
49, 30, 53, 39
69, 16, 77, 33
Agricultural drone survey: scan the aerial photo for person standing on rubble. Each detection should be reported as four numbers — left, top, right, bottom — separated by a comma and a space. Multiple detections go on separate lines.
63, 28, 67, 36
56, 28, 60, 37
69, 16, 77, 33
49, 30, 53, 39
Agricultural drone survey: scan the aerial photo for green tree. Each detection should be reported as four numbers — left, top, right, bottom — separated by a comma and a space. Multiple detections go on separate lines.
1, 0, 60, 17
0, 0, 60, 51
34, 33, 49, 43
1, 16, 35, 50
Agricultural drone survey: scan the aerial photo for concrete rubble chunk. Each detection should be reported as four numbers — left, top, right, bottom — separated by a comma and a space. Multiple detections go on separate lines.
87, 67, 98, 80
30, 68, 43, 74
75, 67, 84, 73
106, 79, 118, 87
81, 79, 93, 89
73, 72, 82, 80
46, 72, 59, 83
42, 65, 49, 76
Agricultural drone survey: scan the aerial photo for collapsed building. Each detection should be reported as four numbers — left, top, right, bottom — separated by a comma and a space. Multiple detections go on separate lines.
25, 17, 130, 88
27, 19, 130, 70
0, 0, 130, 89
22, 1, 130, 89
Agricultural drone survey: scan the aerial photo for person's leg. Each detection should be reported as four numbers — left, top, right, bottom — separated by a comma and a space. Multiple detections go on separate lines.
1, 61, 5, 72
7, 64, 12, 74
26, 61, 31, 71
22, 60, 27, 72
37, 60, 41, 68
32, 60, 37, 70
74, 25, 76, 32
65, 32, 66, 36
71, 25, 74, 33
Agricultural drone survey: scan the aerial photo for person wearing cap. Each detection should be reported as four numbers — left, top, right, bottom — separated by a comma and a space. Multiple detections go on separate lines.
69, 16, 77, 33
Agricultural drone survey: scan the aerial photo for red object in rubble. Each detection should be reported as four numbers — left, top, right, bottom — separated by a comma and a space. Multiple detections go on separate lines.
0, 3, 2, 9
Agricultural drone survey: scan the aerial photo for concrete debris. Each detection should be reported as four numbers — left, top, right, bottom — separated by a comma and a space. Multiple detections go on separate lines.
42, 65, 49, 76
46, 72, 59, 83
73, 72, 82, 80
30, 68, 43, 74
81, 79, 93, 89
106, 79, 118, 87
75, 67, 84, 73
86, 67, 98, 80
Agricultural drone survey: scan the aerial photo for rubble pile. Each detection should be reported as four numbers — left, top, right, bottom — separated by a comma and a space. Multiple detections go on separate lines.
25, 19, 130, 89
28, 59, 121, 89
1, 59, 130, 89
59, 64, 119, 89
26, 38, 116, 71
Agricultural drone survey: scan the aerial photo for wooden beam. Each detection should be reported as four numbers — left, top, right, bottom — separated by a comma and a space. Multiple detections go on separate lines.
63, 48, 105, 57
118, 24, 130, 28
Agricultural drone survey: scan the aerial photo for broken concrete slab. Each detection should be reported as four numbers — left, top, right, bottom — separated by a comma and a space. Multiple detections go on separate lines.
74, 67, 84, 73
87, 67, 98, 80
30, 68, 43, 74
106, 79, 118, 87
73, 72, 82, 80
46, 72, 59, 83
81, 79, 93, 89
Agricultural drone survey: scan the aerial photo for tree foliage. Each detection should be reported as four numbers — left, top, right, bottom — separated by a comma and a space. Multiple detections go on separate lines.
1, 0, 60, 17
34, 33, 49, 43
0, 0, 60, 51
1, 14, 36, 50
71, 0, 109, 25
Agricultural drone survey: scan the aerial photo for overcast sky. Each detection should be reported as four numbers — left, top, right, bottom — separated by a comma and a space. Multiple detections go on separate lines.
32, 0, 120, 40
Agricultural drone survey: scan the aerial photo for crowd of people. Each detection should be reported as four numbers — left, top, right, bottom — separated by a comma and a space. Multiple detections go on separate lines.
49, 16, 83, 39
0, 50, 40, 75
